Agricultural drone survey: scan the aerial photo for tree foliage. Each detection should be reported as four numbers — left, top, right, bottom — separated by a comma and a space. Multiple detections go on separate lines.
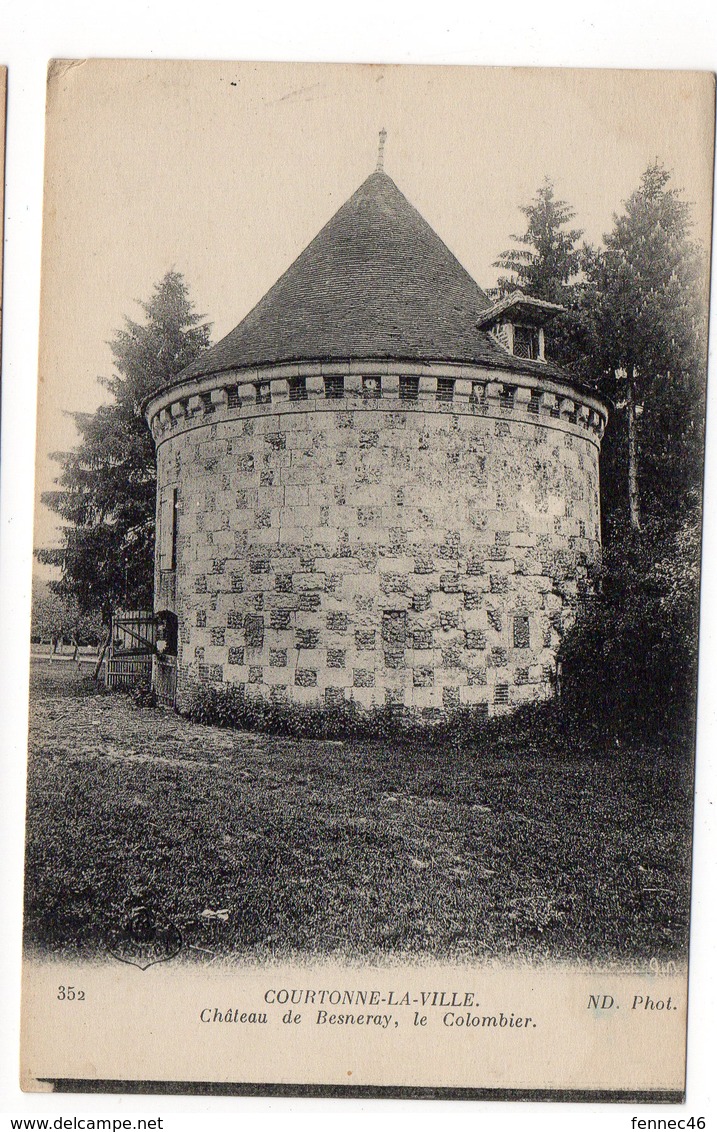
492, 176, 588, 369
37, 271, 211, 617
558, 166, 706, 738
560, 513, 702, 741
493, 176, 584, 304
31, 581, 104, 645
495, 166, 707, 739
584, 162, 707, 528
588, 164, 705, 391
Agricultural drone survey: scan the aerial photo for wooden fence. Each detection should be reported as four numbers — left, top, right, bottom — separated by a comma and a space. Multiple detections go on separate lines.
106, 656, 154, 688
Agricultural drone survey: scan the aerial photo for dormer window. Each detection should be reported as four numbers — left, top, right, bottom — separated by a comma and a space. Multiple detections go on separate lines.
513, 324, 541, 361
478, 290, 558, 363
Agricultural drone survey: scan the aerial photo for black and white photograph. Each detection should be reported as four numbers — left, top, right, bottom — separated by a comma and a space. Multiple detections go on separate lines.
11, 58, 716, 1100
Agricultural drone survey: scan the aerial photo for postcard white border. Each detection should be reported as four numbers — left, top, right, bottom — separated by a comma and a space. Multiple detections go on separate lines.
2, 3, 717, 1128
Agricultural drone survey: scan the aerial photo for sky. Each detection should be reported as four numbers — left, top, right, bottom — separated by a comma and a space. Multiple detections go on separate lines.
34, 61, 715, 556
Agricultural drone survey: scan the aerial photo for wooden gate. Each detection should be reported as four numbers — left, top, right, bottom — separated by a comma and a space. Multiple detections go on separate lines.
106, 609, 155, 689
154, 656, 178, 707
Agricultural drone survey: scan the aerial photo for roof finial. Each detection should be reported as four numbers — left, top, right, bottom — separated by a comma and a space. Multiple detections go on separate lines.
376, 128, 387, 173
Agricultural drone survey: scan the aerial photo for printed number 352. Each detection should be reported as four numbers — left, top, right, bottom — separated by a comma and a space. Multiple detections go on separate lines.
57, 986, 85, 1001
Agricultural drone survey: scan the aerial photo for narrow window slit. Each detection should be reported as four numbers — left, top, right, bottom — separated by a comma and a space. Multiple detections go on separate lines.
399, 375, 419, 401
437, 378, 455, 403
289, 376, 308, 402
324, 374, 344, 400
499, 384, 516, 411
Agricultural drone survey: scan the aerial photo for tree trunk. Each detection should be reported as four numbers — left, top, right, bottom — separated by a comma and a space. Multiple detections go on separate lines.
627, 373, 641, 531
93, 626, 111, 682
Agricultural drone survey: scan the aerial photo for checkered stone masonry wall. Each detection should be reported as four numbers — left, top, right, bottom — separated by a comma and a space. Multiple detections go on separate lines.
150, 364, 606, 717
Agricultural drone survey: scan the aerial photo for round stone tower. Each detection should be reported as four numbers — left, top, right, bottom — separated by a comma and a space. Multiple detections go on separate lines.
146, 167, 608, 716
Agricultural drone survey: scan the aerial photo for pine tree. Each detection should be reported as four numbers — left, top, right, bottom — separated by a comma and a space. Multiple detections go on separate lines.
559, 165, 707, 738
37, 271, 211, 617
586, 162, 706, 530
492, 177, 585, 368
493, 176, 584, 304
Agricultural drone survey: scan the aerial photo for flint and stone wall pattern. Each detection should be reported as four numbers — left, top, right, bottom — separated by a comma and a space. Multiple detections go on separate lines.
151, 362, 606, 717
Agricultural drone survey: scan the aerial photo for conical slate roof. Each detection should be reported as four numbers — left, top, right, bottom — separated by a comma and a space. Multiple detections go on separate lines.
179, 171, 560, 382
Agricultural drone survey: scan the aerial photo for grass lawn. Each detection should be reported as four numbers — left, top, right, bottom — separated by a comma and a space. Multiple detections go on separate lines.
24, 663, 694, 965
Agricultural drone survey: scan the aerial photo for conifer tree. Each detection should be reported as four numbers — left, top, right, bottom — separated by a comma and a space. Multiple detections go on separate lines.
37, 271, 211, 617
492, 177, 586, 369
493, 176, 584, 304
559, 165, 707, 736
585, 162, 706, 530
